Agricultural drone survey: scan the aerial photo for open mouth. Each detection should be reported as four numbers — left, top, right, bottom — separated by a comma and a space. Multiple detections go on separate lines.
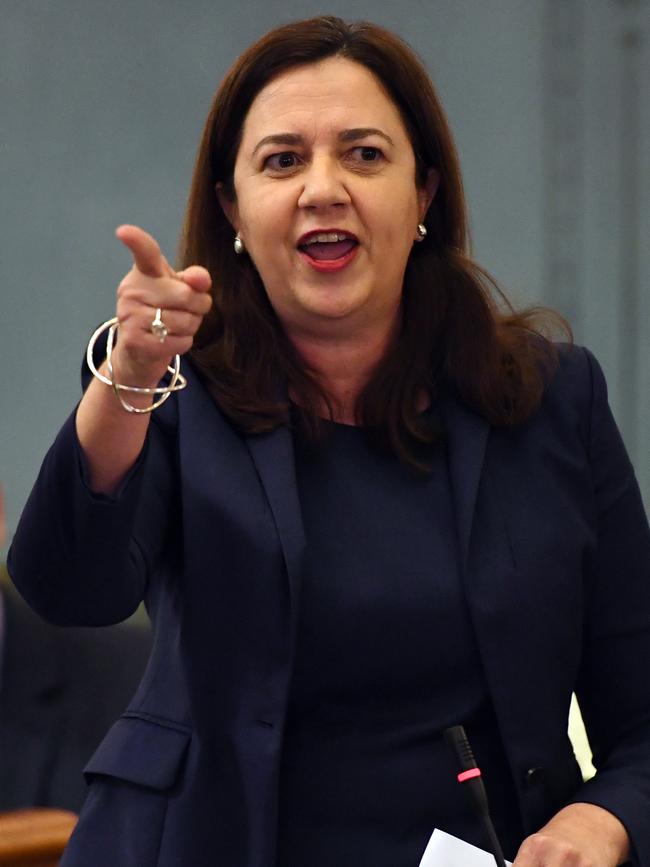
298, 238, 359, 261
296, 231, 360, 272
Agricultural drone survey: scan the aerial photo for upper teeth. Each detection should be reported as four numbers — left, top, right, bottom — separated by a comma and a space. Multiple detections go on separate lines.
303, 232, 353, 245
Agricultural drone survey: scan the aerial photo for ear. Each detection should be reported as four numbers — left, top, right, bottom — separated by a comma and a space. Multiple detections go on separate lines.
418, 168, 440, 221
215, 182, 240, 232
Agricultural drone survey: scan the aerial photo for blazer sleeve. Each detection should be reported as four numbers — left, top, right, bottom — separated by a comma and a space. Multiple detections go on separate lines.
568, 347, 650, 865
8, 353, 178, 627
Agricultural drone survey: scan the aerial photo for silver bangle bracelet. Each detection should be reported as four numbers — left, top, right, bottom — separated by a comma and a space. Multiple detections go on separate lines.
86, 318, 187, 414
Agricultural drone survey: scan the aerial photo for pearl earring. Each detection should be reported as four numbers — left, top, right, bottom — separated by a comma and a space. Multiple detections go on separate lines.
415, 223, 427, 242
234, 233, 245, 255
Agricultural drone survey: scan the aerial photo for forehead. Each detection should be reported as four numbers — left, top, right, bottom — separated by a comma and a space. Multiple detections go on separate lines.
239, 56, 408, 145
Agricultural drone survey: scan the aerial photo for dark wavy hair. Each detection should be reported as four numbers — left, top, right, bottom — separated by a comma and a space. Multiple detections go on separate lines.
179, 15, 571, 470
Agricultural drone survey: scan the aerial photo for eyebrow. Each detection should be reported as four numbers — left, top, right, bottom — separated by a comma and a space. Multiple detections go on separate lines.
251, 127, 395, 158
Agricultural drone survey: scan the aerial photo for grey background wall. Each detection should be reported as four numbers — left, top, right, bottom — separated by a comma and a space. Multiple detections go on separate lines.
1, 0, 648, 554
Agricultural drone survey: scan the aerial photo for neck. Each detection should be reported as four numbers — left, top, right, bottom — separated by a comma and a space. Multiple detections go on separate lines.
288, 316, 399, 424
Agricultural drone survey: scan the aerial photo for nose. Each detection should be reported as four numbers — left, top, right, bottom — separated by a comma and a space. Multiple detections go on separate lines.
297, 156, 352, 210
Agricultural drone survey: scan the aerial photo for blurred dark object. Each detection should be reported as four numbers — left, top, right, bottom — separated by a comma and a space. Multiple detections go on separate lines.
0, 570, 151, 811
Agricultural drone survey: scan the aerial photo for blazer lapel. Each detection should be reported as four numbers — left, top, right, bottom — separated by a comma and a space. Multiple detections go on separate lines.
438, 391, 491, 575
245, 425, 305, 611
177, 367, 305, 615
438, 393, 560, 816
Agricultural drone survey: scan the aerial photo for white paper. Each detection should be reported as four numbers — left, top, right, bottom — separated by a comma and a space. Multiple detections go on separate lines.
418, 828, 512, 867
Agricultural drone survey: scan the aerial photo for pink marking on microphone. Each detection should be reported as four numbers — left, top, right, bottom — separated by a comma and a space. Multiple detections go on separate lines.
457, 768, 482, 783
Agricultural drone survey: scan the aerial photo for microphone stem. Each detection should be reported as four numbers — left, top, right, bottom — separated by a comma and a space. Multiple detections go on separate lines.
483, 812, 507, 867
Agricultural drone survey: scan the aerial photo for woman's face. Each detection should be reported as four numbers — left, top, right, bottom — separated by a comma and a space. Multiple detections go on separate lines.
218, 56, 438, 342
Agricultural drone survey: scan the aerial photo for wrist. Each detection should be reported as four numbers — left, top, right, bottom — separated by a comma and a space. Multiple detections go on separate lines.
108, 348, 170, 390
85, 319, 185, 415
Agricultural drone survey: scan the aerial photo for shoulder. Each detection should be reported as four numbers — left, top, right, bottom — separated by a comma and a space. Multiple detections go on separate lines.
535, 342, 607, 450
525, 343, 637, 502
485, 342, 616, 479
547, 342, 604, 401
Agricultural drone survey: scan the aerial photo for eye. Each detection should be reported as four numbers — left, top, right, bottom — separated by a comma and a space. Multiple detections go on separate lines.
263, 152, 300, 171
262, 146, 384, 173
352, 146, 383, 163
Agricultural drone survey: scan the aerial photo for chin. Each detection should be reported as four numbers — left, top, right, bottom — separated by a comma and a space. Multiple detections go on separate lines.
305, 298, 367, 322
300, 283, 370, 313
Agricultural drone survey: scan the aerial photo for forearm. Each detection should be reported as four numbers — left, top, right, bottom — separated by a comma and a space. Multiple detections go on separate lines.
75, 360, 157, 496
9, 410, 148, 625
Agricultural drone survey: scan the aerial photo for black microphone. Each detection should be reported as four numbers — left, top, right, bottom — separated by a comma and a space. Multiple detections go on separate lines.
444, 725, 507, 867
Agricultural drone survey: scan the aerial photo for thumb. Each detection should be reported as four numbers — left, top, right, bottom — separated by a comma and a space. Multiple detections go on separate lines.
175, 265, 212, 293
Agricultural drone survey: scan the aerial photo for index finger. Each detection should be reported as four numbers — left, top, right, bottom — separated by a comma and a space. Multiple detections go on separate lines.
115, 224, 169, 278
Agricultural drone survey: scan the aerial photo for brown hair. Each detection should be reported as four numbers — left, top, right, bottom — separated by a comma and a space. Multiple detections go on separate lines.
179, 15, 570, 470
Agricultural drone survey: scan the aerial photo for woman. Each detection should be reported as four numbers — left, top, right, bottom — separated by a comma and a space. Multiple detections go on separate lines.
8, 15, 650, 867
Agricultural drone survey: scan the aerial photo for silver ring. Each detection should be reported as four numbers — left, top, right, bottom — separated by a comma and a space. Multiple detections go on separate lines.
151, 308, 168, 342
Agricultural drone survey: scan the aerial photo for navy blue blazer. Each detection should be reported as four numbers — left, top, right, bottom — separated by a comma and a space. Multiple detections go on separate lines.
8, 343, 650, 867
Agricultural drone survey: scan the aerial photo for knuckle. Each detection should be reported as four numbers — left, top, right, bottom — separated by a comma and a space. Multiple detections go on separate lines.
197, 294, 213, 315
179, 285, 195, 307
116, 299, 146, 324
187, 312, 202, 333
173, 312, 194, 334
519, 833, 587, 867
520, 834, 542, 855
520, 833, 552, 859
166, 280, 190, 307
116, 274, 134, 296
117, 279, 148, 306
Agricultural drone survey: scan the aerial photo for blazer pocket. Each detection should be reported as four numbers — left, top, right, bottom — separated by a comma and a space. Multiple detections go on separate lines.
62, 717, 191, 867
83, 714, 191, 790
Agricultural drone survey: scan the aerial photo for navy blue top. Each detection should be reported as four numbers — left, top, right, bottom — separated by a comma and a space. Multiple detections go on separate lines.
276, 412, 523, 866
